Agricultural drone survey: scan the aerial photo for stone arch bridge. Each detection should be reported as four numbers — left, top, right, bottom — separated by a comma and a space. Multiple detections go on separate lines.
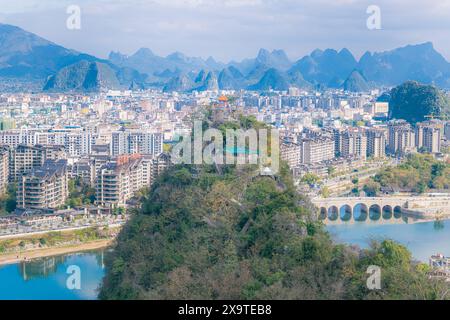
311, 196, 450, 224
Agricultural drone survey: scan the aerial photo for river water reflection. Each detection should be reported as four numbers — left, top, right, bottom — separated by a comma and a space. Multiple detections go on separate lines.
327, 219, 450, 262
0, 250, 106, 300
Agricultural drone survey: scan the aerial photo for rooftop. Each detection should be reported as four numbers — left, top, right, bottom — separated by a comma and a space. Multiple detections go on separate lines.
26, 159, 67, 180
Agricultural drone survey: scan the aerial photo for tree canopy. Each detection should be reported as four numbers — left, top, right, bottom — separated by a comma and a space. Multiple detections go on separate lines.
373, 154, 450, 193
99, 117, 449, 300
389, 81, 450, 124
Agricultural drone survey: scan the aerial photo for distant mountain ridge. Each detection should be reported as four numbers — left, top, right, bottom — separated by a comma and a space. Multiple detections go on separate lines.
1, 23, 450, 92
289, 48, 357, 88
357, 42, 450, 88
109, 48, 226, 78
126, 42, 450, 92
0, 23, 98, 79
343, 70, 370, 92
0, 23, 145, 91
44, 61, 121, 92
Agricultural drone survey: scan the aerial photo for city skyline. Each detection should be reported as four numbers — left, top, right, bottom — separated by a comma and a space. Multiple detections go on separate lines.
1, 0, 450, 62
1, 0, 450, 304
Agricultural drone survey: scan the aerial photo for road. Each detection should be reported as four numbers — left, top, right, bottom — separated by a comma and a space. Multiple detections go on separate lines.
0, 222, 125, 240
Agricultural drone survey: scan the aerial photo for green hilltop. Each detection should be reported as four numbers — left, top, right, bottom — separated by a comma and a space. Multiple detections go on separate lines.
389, 81, 450, 124
99, 116, 448, 300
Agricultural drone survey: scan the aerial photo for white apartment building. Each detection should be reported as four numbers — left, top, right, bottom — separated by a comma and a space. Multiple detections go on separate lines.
96, 155, 146, 208
416, 121, 442, 154
339, 128, 368, 160
17, 159, 69, 210
300, 137, 335, 165
0, 147, 9, 195
366, 128, 387, 158
9, 144, 67, 182
281, 141, 301, 168
388, 120, 416, 156
0, 128, 93, 157
111, 129, 163, 157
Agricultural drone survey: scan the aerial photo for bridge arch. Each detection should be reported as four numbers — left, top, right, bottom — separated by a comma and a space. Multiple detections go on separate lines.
319, 207, 327, 221
312, 195, 450, 224
340, 205, 352, 222
353, 203, 368, 222
369, 204, 381, 221
382, 205, 393, 220
394, 206, 402, 219
328, 206, 339, 221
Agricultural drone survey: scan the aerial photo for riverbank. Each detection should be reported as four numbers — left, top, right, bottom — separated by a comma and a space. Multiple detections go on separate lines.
0, 223, 124, 240
327, 218, 450, 263
0, 239, 113, 266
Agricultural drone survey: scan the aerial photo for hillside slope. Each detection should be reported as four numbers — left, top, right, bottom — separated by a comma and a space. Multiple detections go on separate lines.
0, 23, 97, 79
44, 61, 122, 92
99, 116, 447, 300
389, 81, 450, 124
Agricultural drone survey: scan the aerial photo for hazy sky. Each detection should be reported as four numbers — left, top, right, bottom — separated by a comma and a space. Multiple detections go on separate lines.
1, 0, 450, 62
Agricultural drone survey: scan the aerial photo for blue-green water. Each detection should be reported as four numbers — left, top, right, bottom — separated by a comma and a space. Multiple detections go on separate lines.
0, 250, 106, 300
327, 219, 450, 262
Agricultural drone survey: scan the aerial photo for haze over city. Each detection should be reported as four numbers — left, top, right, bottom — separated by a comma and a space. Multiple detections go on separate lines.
1, 0, 450, 61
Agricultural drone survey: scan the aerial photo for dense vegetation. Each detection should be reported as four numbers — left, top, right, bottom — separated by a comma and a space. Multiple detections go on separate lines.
99, 117, 448, 300
65, 178, 96, 208
367, 154, 450, 194
0, 184, 17, 215
389, 81, 450, 124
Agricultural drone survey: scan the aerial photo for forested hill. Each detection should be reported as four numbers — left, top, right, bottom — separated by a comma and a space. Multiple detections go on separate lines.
99, 117, 448, 300
389, 81, 450, 124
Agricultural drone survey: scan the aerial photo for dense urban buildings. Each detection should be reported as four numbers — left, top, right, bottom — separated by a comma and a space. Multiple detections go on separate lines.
0, 88, 447, 213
